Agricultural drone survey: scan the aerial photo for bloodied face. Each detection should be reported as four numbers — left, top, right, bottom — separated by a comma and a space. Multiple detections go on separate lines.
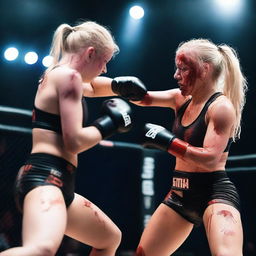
174, 52, 204, 96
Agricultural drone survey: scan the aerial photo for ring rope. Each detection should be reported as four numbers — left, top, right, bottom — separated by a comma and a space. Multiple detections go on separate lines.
0, 105, 255, 163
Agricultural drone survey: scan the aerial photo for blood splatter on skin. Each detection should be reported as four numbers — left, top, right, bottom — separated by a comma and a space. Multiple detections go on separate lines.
176, 53, 202, 86
218, 210, 233, 218
218, 210, 237, 236
205, 208, 238, 240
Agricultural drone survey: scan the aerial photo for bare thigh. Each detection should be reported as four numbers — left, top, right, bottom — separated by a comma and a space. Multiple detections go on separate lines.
65, 193, 121, 249
22, 185, 67, 251
203, 203, 243, 256
137, 203, 194, 256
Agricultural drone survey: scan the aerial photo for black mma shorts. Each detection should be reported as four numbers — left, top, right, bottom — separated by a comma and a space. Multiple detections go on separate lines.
162, 170, 240, 226
14, 153, 76, 212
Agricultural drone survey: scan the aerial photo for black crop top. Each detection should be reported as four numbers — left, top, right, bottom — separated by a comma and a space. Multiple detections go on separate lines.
172, 92, 232, 152
32, 97, 88, 134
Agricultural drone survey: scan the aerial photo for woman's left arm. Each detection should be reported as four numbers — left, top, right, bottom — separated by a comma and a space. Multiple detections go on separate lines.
141, 99, 236, 170
183, 100, 235, 168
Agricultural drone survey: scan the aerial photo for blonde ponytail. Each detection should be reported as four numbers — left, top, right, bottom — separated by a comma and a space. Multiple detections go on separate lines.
177, 39, 247, 140
218, 45, 247, 140
48, 24, 73, 70
46, 21, 119, 73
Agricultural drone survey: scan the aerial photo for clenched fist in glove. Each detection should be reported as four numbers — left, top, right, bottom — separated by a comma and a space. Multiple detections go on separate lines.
111, 76, 147, 101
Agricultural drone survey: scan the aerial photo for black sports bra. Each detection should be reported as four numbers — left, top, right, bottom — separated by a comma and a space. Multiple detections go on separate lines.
172, 92, 232, 152
32, 97, 88, 134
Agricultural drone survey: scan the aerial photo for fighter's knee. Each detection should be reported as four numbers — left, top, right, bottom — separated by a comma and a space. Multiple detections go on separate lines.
111, 226, 122, 247
100, 226, 122, 250
135, 245, 146, 256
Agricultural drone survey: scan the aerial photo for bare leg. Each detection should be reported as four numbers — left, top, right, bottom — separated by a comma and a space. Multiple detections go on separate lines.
65, 193, 121, 256
203, 203, 243, 256
136, 203, 193, 256
0, 186, 67, 256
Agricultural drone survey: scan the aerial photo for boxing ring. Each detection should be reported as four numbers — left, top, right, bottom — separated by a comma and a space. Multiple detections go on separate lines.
0, 105, 256, 255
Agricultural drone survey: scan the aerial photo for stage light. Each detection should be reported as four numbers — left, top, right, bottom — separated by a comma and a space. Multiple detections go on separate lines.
42, 55, 53, 67
24, 51, 38, 65
215, 0, 242, 16
4, 47, 19, 61
129, 5, 144, 20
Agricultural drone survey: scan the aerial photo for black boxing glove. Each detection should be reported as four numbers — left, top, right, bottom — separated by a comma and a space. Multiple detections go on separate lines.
142, 123, 189, 158
111, 76, 147, 101
92, 98, 133, 139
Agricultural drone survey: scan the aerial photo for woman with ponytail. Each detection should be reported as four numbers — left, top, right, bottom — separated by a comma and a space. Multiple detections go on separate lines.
134, 39, 247, 256
0, 20, 148, 256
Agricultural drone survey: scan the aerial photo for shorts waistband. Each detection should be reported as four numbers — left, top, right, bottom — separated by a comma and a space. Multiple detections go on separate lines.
26, 153, 76, 172
172, 170, 229, 190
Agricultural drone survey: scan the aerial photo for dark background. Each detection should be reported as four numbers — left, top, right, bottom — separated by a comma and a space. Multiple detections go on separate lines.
0, 0, 256, 154
0, 0, 256, 255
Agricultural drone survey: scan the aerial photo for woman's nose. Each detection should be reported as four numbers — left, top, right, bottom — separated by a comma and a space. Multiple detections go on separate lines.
174, 70, 179, 79
102, 65, 107, 74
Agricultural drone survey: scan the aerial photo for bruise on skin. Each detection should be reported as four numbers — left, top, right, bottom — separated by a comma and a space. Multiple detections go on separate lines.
83, 199, 106, 228
70, 71, 78, 82
176, 53, 202, 86
94, 210, 105, 227
40, 194, 64, 212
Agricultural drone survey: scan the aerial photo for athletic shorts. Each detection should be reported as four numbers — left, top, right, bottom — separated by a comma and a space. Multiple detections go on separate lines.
14, 153, 76, 212
162, 170, 240, 226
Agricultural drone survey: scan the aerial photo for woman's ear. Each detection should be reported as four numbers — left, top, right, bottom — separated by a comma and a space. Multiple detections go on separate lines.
84, 47, 95, 62
201, 62, 210, 79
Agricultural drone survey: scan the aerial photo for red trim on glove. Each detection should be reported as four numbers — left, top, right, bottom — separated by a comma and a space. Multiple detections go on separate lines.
167, 138, 189, 158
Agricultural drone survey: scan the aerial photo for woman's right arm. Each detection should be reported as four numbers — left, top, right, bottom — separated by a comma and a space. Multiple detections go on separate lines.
54, 69, 102, 154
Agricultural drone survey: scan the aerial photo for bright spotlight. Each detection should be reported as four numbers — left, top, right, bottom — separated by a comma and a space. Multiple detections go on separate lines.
24, 51, 38, 65
215, 0, 242, 16
129, 5, 144, 20
42, 55, 53, 67
4, 47, 19, 61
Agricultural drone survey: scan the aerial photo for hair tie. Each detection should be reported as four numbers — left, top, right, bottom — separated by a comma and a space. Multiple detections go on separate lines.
218, 45, 223, 53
